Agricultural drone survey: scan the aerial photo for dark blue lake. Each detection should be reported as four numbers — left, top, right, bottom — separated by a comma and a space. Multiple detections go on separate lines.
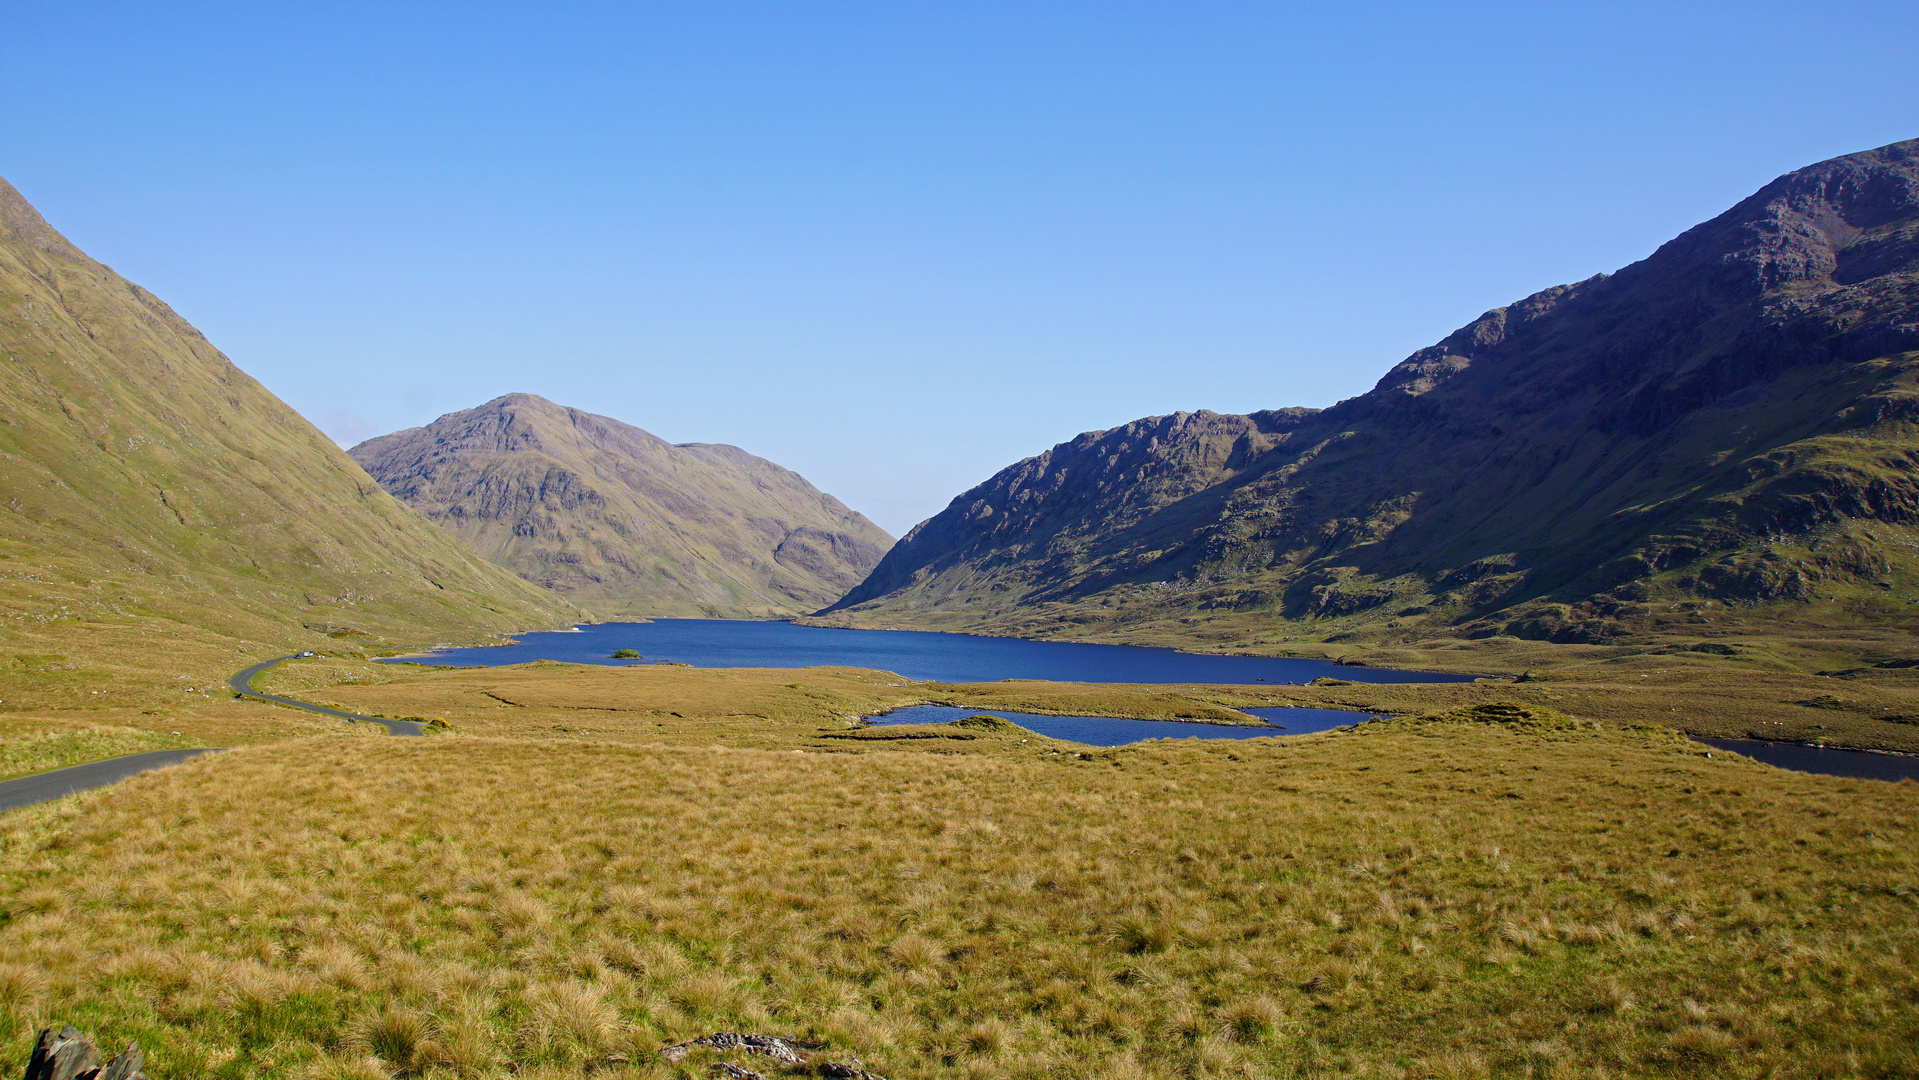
398, 619, 1478, 686
1697, 738, 1919, 783
874, 704, 1385, 746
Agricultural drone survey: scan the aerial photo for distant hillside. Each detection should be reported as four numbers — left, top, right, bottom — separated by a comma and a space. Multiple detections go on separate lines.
0, 177, 579, 667
350, 395, 892, 618
819, 139, 1919, 651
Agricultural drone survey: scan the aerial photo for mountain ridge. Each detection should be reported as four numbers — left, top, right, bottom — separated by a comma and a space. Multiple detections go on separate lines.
351, 394, 893, 618
818, 138, 1919, 652
0, 176, 581, 681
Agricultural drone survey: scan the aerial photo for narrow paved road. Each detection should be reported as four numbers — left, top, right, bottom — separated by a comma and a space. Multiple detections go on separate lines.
0, 656, 419, 813
229, 657, 425, 736
0, 749, 225, 812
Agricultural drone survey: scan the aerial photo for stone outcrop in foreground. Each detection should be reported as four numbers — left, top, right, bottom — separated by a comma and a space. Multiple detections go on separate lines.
22, 1026, 147, 1080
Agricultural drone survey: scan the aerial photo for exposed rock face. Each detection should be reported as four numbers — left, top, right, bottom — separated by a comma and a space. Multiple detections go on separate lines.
351, 395, 892, 618
23, 1026, 147, 1080
0, 177, 577, 650
823, 139, 1919, 646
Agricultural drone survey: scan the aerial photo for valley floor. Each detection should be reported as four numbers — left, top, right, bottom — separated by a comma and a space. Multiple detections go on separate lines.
0, 651, 1913, 1079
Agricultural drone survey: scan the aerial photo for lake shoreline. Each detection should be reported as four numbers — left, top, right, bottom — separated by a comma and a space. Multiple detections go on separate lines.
868, 703, 1393, 746
397, 616, 1499, 679
866, 703, 1285, 728
385, 618, 1480, 686
1697, 737, 1919, 783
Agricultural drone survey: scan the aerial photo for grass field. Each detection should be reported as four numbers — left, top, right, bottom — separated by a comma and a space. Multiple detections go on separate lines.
251, 645, 1919, 756
0, 650, 1916, 1079
0, 715, 202, 781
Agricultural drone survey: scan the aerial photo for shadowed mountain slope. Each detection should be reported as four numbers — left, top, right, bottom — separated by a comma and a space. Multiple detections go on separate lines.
350, 395, 892, 618
0, 177, 579, 668
820, 139, 1919, 650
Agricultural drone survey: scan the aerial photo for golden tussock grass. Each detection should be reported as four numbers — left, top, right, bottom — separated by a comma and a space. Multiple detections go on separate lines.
266, 648, 1919, 756
0, 699, 1913, 1079
263, 661, 930, 750
0, 715, 199, 780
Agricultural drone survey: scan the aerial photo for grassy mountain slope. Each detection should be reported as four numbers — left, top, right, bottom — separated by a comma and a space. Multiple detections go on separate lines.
0, 177, 579, 687
819, 139, 1919, 653
350, 394, 893, 618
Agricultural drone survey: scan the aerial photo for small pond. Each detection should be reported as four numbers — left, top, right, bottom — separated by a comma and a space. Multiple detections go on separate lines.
399, 619, 1477, 686
1696, 738, 1919, 783
872, 704, 1385, 747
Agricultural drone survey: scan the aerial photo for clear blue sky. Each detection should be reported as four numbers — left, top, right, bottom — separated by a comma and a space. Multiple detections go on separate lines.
10, 2, 1917, 535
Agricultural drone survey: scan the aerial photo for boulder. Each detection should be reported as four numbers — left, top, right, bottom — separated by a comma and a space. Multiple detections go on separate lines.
22, 1027, 146, 1080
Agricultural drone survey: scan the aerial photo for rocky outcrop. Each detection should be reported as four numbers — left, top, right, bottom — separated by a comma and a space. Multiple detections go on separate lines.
351, 395, 892, 618
822, 139, 1919, 646
22, 1027, 148, 1080
658, 1032, 892, 1080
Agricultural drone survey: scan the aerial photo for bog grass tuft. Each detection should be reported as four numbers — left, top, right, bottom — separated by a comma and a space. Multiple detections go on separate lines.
0, 696, 1913, 1079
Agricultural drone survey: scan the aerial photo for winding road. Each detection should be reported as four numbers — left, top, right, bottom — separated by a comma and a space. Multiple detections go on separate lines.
0, 655, 423, 813
228, 656, 425, 736
0, 749, 225, 812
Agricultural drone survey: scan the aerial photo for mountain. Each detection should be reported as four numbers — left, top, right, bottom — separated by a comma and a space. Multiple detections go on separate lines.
819, 139, 1919, 650
0, 177, 579, 668
349, 394, 893, 618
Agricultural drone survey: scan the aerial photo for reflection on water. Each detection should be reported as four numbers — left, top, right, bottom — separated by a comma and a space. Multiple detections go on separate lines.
400, 619, 1478, 686
1697, 738, 1919, 783
873, 703, 1383, 747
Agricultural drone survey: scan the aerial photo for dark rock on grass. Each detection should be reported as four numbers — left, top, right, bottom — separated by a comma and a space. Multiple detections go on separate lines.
661, 1032, 894, 1080
660, 1032, 823, 1066
23, 1027, 146, 1080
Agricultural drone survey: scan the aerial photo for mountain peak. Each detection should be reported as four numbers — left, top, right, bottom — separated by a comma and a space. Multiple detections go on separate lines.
0, 176, 92, 264
1632, 138, 1919, 298
352, 398, 892, 618
0, 178, 578, 656
824, 138, 1919, 647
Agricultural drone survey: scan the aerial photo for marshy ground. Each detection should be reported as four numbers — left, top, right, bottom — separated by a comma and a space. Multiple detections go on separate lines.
0, 651, 1915, 1079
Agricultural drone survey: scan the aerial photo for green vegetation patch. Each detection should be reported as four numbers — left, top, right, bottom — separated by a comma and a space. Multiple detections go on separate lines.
822, 716, 1038, 743
950, 714, 1025, 734
927, 682, 1265, 724
1392, 700, 1593, 731
0, 716, 199, 781
819, 724, 985, 742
